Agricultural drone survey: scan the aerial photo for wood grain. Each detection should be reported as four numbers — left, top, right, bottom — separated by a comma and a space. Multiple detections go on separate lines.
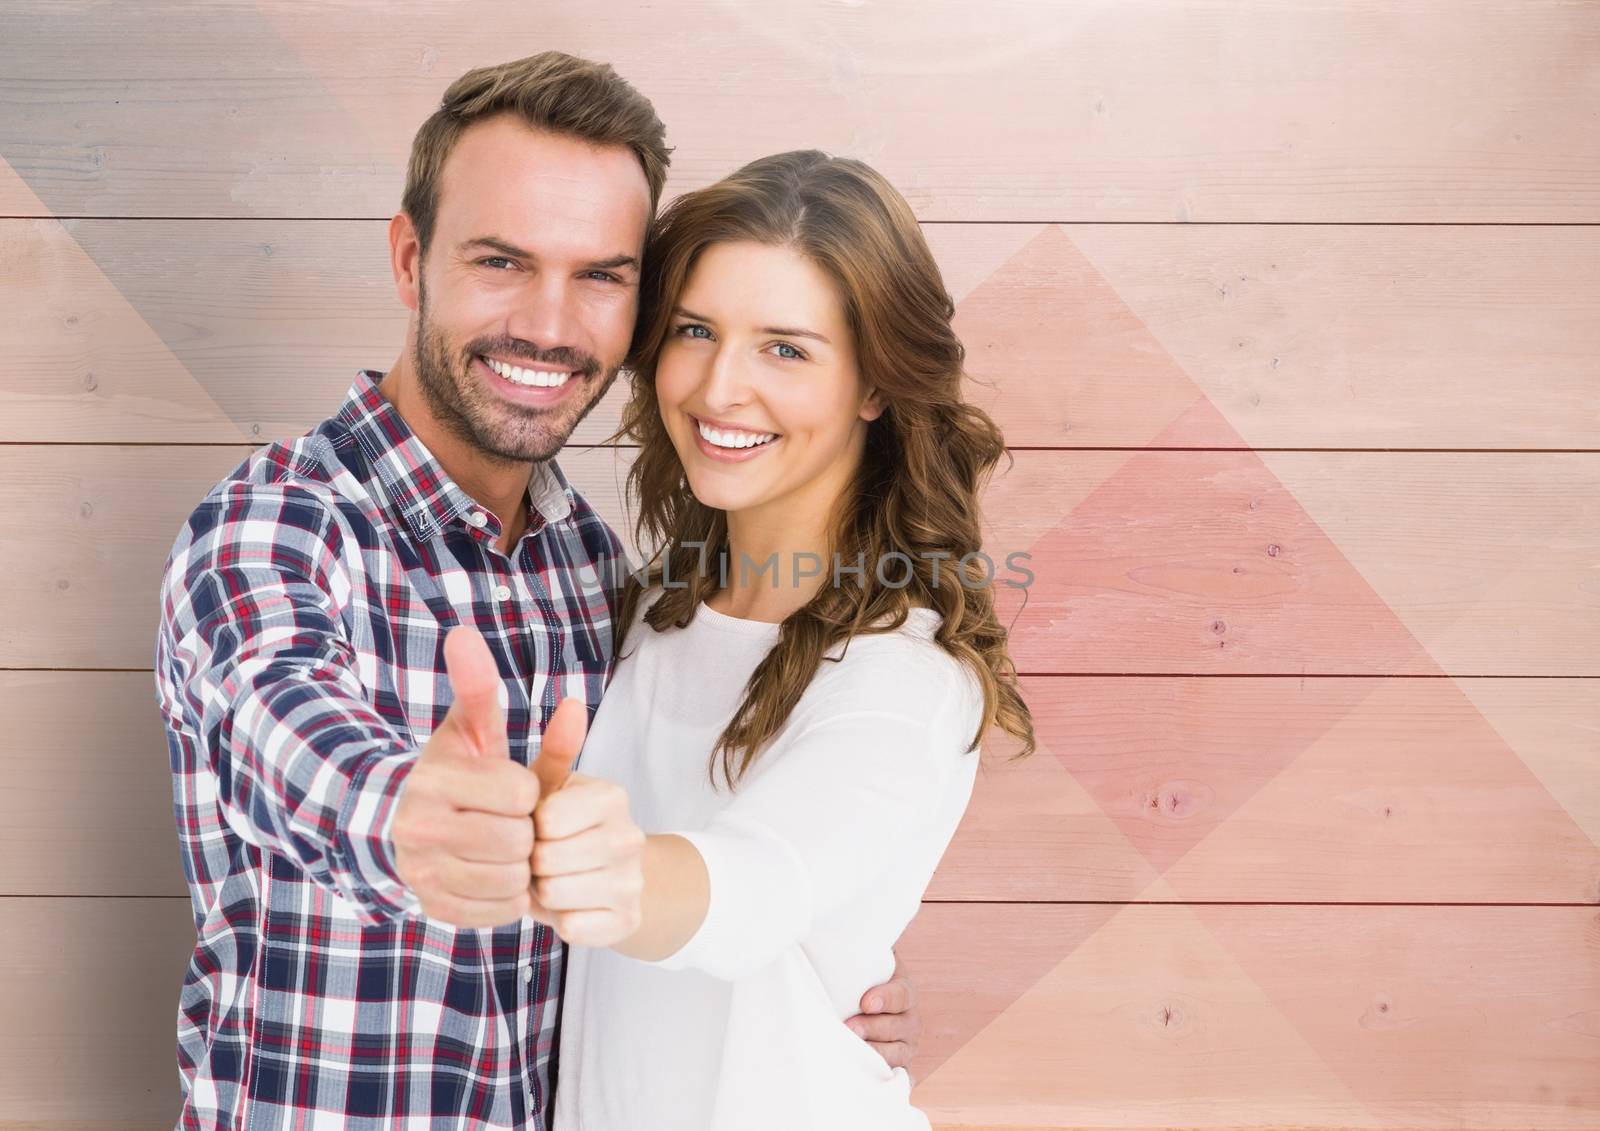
5, 219, 1597, 448
3, 2, 1597, 222
3, 2, 1596, 1126
8, 671, 1596, 903
899, 902, 1600, 1128
4, 898, 1595, 1128
5, 444, 1593, 674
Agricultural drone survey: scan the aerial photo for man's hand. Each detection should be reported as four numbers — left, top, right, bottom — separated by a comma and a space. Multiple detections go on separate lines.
391, 625, 540, 928
846, 950, 922, 1080
526, 698, 646, 948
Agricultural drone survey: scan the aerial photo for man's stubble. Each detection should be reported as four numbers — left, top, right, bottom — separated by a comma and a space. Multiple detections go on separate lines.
412, 270, 622, 466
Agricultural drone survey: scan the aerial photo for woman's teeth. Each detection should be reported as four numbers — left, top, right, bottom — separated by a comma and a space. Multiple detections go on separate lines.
484, 356, 572, 388
697, 420, 777, 449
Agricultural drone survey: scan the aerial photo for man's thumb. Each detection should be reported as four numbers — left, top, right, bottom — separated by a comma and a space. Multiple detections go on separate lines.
533, 697, 587, 798
441, 625, 509, 758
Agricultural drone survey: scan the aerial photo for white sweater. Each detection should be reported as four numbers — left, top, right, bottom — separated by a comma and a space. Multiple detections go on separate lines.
552, 593, 984, 1131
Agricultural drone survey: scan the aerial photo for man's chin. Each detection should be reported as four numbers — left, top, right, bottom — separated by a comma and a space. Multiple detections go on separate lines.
473, 429, 569, 466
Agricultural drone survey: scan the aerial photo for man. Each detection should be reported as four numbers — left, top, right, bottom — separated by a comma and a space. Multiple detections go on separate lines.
154, 51, 920, 1129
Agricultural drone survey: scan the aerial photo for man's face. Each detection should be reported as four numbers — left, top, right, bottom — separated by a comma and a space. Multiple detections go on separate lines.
408, 114, 651, 463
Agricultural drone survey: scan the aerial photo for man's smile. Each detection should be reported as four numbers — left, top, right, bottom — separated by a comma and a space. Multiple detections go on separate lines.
479, 353, 576, 388
473, 353, 587, 405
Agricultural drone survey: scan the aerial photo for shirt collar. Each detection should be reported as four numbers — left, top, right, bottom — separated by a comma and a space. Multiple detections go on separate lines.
336, 369, 574, 543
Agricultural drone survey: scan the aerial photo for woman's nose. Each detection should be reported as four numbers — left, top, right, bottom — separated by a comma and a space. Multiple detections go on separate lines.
699, 345, 752, 411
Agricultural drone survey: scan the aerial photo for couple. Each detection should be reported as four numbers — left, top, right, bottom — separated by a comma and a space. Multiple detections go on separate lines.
154, 50, 1033, 1130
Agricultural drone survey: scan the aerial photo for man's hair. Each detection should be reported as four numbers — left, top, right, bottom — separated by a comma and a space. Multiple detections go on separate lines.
402, 51, 672, 255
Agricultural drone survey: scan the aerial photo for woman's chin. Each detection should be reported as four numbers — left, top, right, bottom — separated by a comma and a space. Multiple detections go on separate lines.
685, 482, 749, 514
682, 470, 765, 516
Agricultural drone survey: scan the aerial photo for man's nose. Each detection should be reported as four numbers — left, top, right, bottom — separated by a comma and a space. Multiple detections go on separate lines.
506, 276, 579, 358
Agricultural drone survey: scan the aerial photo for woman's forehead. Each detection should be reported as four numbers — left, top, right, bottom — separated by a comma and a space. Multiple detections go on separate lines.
680, 242, 844, 331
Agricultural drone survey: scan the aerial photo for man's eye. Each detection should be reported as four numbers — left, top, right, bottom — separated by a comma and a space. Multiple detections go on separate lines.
480, 257, 513, 270
586, 271, 622, 283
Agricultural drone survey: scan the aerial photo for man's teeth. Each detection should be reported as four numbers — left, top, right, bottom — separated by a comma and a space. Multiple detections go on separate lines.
697, 420, 777, 450
484, 357, 573, 388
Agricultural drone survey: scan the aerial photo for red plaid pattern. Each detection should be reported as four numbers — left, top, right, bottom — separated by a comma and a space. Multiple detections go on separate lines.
154, 370, 626, 1129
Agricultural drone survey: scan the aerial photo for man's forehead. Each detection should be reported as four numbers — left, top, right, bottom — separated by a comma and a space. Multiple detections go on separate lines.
435, 118, 650, 253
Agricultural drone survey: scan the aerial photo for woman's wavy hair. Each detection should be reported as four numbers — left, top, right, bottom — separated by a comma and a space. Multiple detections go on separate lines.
607, 149, 1036, 787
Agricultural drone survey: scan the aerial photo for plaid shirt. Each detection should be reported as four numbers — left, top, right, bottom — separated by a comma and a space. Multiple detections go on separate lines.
154, 370, 626, 1130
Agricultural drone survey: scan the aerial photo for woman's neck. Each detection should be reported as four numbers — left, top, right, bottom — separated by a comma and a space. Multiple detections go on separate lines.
700, 425, 866, 624
706, 509, 833, 624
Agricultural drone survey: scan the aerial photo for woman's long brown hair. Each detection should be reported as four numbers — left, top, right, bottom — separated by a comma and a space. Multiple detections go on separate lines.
607, 149, 1035, 788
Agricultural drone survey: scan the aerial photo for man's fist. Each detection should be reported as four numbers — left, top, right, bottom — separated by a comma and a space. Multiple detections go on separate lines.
527, 698, 647, 948
392, 625, 539, 928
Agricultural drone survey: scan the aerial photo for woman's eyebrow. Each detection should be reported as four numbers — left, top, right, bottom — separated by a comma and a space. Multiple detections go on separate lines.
760, 325, 831, 345
674, 306, 831, 345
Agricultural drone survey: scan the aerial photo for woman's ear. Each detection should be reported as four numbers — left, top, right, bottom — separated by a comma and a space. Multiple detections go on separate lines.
859, 386, 886, 423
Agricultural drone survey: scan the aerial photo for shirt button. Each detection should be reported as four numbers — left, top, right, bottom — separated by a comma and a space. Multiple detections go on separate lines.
468, 510, 488, 528
522, 964, 533, 984
525, 1088, 535, 1108
493, 583, 513, 602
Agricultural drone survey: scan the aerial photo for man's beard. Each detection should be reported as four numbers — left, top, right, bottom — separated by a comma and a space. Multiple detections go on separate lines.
412, 279, 618, 465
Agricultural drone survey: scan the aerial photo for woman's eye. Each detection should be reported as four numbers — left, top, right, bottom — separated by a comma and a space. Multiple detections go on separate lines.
772, 342, 806, 361
675, 323, 713, 340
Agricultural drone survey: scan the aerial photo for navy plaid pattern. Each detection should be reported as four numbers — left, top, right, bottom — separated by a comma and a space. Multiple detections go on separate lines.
154, 370, 626, 1129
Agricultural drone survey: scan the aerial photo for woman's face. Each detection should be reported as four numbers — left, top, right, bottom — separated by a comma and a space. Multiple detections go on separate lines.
654, 240, 883, 534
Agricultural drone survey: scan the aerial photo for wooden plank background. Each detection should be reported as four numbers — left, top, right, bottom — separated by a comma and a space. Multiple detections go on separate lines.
1, 1, 1596, 1127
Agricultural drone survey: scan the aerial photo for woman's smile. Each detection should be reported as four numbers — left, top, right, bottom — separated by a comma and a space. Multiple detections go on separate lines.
687, 413, 783, 464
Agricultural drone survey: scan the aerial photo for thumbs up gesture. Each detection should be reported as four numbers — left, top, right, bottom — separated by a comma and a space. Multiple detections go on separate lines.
526, 697, 647, 948
391, 626, 541, 928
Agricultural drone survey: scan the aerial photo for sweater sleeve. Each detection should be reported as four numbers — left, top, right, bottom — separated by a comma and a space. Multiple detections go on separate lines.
642, 654, 981, 981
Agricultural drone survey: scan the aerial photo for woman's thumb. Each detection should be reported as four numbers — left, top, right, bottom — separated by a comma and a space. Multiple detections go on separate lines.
533, 697, 588, 797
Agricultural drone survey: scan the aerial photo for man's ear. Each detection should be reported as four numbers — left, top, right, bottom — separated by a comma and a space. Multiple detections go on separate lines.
389, 212, 422, 314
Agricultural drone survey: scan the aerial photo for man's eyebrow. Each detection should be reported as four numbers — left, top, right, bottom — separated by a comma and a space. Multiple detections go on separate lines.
460, 236, 531, 259
459, 238, 638, 272
674, 306, 832, 345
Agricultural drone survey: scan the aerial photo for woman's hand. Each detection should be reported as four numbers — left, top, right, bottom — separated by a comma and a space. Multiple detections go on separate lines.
529, 773, 647, 947
525, 699, 646, 948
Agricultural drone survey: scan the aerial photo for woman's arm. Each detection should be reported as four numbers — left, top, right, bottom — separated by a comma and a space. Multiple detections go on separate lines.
527, 657, 979, 975
611, 833, 710, 961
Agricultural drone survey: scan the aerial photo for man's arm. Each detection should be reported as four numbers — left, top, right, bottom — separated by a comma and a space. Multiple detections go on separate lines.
846, 949, 923, 1077
157, 481, 536, 927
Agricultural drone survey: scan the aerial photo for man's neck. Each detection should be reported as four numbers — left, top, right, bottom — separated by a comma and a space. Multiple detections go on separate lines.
379, 355, 533, 555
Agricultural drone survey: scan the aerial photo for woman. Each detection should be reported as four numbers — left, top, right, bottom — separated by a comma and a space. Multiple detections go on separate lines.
544, 150, 1035, 1129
